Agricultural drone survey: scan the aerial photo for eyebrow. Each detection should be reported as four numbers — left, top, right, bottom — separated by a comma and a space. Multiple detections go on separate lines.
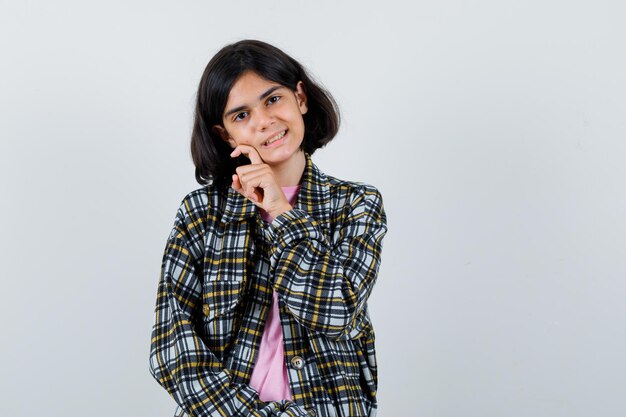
224, 85, 284, 118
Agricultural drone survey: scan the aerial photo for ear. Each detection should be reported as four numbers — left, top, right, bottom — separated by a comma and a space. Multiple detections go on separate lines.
295, 81, 308, 115
212, 125, 236, 148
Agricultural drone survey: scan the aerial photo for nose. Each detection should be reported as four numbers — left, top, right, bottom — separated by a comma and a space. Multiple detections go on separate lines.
255, 107, 274, 131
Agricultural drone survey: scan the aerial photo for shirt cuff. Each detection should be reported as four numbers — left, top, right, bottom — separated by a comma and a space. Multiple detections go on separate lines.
268, 208, 328, 247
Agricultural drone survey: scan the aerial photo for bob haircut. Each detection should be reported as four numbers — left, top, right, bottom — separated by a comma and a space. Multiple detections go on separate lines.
190, 39, 340, 187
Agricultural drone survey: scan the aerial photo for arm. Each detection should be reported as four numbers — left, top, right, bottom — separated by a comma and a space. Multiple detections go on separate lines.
149, 197, 309, 417
267, 185, 388, 340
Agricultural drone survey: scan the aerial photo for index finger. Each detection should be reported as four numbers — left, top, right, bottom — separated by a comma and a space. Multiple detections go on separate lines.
230, 145, 264, 165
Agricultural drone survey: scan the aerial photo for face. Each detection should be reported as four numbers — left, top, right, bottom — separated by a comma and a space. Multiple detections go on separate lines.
214, 70, 308, 167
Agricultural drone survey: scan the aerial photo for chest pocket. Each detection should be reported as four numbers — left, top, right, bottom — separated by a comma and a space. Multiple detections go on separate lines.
201, 279, 244, 358
202, 279, 243, 320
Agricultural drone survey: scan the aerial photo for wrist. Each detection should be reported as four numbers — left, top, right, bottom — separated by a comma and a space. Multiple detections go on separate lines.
269, 203, 293, 219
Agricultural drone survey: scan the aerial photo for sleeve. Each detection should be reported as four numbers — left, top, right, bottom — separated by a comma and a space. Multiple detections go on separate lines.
267, 184, 388, 341
149, 197, 310, 417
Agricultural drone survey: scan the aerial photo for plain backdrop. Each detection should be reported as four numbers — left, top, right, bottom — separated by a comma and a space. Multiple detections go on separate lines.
1, 1, 625, 416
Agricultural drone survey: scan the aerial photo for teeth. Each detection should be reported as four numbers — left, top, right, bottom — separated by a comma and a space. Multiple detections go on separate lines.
265, 130, 286, 146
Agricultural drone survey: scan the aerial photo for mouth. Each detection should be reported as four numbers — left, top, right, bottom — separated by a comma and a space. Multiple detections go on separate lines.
262, 130, 287, 148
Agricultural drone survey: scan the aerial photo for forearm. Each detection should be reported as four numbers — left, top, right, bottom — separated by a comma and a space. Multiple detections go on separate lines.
266, 187, 387, 340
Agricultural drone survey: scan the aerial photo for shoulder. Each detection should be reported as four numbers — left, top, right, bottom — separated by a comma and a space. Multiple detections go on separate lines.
321, 173, 387, 241
177, 186, 210, 218
169, 184, 228, 247
325, 173, 385, 215
177, 183, 229, 219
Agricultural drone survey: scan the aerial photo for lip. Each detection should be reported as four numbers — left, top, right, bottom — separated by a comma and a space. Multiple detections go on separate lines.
262, 129, 288, 148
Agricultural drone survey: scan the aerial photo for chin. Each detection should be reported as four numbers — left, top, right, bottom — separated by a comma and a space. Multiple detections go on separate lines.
264, 148, 301, 162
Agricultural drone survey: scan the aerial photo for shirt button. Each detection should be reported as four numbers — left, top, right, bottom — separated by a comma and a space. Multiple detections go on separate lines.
202, 304, 210, 317
290, 356, 304, 369
307, 408, 316, 417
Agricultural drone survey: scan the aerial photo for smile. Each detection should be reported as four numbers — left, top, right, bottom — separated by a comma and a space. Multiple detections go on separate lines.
263, 130, 287, 147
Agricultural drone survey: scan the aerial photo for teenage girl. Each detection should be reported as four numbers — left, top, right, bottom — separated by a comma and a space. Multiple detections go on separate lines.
149, 39, 388, 417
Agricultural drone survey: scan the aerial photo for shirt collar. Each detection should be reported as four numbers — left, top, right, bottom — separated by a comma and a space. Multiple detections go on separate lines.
221, 152, 331, 228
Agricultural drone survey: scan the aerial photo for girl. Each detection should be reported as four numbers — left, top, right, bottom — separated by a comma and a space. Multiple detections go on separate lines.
149, 39, 388, 417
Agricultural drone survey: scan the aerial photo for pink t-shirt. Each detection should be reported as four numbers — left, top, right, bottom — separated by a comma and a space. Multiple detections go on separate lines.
248, 185, 300, 402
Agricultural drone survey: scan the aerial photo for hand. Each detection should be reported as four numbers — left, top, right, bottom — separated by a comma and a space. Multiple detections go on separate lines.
230, 145, 293, 219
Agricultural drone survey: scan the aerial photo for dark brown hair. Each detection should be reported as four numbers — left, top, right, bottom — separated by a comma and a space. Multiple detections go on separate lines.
190, 39, 340, 187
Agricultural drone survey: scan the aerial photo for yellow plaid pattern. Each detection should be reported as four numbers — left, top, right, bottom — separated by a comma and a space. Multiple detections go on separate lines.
149, 152, 388, 417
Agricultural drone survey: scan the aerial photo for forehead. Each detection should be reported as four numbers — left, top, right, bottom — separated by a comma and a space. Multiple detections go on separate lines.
226, 71, 283, 105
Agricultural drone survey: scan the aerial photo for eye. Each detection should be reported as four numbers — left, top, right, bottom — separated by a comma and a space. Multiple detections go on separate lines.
234, 111, 248, 122
267, 95, 281, 105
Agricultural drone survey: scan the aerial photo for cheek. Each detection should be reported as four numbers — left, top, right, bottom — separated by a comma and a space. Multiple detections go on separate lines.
294, 115, 306, 131
227, 127, 252, 145
286, 110, 305, 127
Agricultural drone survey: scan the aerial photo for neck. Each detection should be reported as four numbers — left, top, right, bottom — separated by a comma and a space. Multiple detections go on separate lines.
271, 151, 306, 187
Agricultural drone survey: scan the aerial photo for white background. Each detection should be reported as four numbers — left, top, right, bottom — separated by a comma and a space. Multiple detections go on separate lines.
1, 1, 625, 416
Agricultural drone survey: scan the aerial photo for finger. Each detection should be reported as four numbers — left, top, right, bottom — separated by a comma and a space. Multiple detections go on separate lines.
243, 179, 263, 201
230, 145, 264, 165
239, 170, 266, 191
249, 188, 263, 204
235, 164, 271, 183
231, 174, 260, 202
231, 174, 242, 191
238, 170, 270, 190
245, 183, 258, 199
235, 165, 271, 192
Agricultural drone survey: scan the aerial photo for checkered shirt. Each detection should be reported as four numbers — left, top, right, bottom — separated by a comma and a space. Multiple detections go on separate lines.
149, 152, 388, 417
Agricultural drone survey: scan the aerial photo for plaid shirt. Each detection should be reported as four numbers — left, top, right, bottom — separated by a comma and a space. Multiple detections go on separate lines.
149, 152, 388, 417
